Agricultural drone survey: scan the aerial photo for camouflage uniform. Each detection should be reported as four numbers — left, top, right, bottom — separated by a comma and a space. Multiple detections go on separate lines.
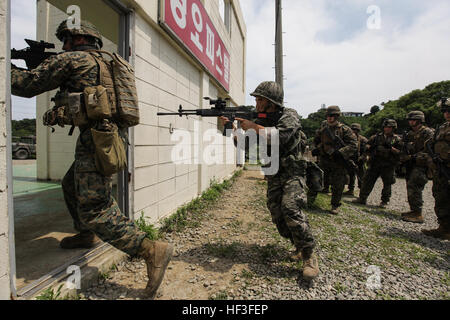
423, 99, 450, 238
358, 127, 402, 204
249, 82, 315, 254
347, 124, 368, 193
308, 110, 358, 210
402, 113, 434, 216
11, 47, 146, 257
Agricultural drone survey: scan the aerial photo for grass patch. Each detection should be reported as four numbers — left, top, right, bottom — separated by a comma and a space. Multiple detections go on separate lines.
35, 284, 64, 300
160, 170, 242, 233
210, 291, 228, 300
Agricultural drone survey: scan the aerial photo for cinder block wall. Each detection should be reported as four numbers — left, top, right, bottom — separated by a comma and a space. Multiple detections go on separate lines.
0, 0, 12, 300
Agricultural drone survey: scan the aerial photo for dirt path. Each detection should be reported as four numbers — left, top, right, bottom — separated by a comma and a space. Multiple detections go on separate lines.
80, 169, 449, 300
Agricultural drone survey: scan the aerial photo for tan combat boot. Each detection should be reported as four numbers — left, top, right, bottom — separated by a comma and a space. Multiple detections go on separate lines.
379, 201, 388, 209
60, 231, 99, 249
402, 211, 424, 224
302, 252, 319, 281
422, 225, 450, 241
329, 206, 339, 215
138, 238, 174, 299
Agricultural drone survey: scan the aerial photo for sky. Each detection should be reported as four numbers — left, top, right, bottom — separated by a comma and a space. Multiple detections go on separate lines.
9, 0, 450, 119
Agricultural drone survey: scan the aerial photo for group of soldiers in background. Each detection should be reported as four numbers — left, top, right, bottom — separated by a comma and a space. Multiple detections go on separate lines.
309, 101, 450, 241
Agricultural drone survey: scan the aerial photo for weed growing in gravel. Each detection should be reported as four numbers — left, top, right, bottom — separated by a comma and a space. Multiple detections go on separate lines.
35, 284, 63, 300
135, 212, 160, 240
210, 291, 228, 300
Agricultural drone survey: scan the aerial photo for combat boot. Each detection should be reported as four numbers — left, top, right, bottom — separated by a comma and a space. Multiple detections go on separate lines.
302, 249, 319, 281
352, 198, 366, 205
329, 206, 339, 215
422, 225, 450, 240
402, 211, 424, 224
379, 201, 388, 209
344, 189, 354, 196
60, 231, 99, 249
138, 238, 174, 299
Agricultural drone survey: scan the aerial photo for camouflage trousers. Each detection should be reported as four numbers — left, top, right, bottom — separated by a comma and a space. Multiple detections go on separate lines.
359, 163, 396, 203
432, 171, 450, 228
348, 161, 365, 191
61, 129, 146, 257
309, 157, 348, 208
266, 174, 315, 251
406, 166, 429, 213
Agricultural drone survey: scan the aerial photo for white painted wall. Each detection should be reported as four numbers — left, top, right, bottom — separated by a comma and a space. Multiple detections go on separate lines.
0, 0, 13, 300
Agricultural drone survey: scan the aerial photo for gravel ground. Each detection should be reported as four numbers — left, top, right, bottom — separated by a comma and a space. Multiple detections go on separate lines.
79, 170, 449, 300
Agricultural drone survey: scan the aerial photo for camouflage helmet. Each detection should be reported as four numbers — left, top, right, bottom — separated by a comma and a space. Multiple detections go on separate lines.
351, 123, 361, 131
382, 119, 397, 129
437, 97, 450, 112
326, 105, 341, 117
250, 81, 284, 107
56, 19, 103, 48
406, 110, 425, 123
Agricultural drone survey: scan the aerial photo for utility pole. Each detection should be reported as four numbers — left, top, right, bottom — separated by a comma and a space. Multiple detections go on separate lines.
275, 0, 284, 89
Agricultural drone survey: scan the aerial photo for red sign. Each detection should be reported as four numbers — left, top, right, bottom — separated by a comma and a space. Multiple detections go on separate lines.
160, 0, 231, 92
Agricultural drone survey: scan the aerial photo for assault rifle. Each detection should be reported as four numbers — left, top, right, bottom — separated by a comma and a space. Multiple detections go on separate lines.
425, 130, 450, 182
401, 131, 414, 177
157, 97, 282, 137
11, 39, 57, 70
323, 125, 359, 178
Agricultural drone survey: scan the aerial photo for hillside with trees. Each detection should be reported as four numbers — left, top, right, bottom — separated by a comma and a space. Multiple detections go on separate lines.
11, 118, 36, 138
301, 80, 450, 141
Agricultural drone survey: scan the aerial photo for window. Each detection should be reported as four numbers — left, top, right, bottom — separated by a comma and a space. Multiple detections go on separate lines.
219, 0, 231, 34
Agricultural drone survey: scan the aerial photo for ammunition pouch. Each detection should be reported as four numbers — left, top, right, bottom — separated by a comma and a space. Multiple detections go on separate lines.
84, 85, 112, 120
414, 152, 429, 167
46, 91, 89, 128
280, 154, 307, 177
91, 123, 127, 176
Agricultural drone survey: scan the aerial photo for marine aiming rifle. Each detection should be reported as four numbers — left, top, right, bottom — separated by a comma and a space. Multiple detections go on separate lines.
157, 97, 282, 137
323, 125, 359, 179
11, 39, 57, 70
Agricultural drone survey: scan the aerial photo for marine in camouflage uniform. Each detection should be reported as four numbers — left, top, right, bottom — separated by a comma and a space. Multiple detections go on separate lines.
308, 106, 358, 214
344, 123, 368, 196
422, 99, 450, 240
400, 111, 434, 223
11, 20, 172, 298
231, 81, 319, 280
353, 119, 402, 207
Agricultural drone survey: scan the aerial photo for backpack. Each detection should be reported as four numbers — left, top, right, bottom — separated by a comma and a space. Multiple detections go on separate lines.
88, 50, 140, 128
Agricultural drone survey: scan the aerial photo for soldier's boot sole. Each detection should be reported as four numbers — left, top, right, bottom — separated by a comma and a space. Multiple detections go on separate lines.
142, 240, 174, 299
329, 207, 339, 215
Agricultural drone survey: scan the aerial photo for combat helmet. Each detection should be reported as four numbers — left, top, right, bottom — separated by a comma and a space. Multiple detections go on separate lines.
351, 123, 361, 131
56, 19, 103, 48
250, 81, 284, 107
406, 111, 425, 123
437, 98, 450, 112
382, 119, 397, 130
326, 106, 341, 117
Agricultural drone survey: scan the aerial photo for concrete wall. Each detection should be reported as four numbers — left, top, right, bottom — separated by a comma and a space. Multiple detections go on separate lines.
0, 0, 12, 300
130, 0, 246, 223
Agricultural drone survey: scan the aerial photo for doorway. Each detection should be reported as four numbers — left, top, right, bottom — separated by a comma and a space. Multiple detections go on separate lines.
11, 0, 132, 297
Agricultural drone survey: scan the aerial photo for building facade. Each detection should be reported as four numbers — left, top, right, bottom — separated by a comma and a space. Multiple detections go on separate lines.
1, 0, 247, 298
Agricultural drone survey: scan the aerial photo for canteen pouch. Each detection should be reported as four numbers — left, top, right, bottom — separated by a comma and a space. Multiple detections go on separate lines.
91, 126, 127, 176
84, 85, 111, 120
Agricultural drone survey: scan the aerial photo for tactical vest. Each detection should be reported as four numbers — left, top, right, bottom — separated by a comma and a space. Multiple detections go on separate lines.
405, 126, 434, 167
434, 122, 450, 164
319, 123, 344, 156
